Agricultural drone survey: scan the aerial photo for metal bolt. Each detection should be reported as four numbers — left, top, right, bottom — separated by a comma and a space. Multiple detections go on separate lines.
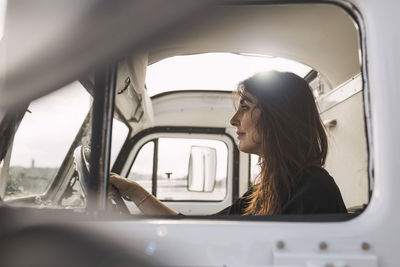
362, 242, 371, 251
276, 241, 285, 250
319, 242, 328, 250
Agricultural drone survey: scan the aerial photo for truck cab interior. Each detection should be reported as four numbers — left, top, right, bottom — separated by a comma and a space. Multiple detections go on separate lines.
0, 1, 369, 218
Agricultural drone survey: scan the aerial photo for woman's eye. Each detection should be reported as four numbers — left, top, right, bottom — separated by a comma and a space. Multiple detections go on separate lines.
240, 105, 250, 111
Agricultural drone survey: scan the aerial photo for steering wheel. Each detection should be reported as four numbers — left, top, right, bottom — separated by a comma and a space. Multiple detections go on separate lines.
73, 145, 130, 214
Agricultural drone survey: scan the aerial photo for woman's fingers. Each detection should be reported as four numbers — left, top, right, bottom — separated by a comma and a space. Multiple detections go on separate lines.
108, 189, 118, 200
108, 184, 119, 195
109, 173, 132, 196
107, 175, 121, 200
109, 173, 122, 184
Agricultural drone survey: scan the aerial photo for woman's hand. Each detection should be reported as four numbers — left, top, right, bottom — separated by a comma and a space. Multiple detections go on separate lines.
109, 172, 149, 204
109, 172, 178, 215
109, 172, 137, 198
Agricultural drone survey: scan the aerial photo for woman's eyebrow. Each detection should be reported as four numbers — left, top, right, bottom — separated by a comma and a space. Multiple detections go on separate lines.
240, 98, 254, 105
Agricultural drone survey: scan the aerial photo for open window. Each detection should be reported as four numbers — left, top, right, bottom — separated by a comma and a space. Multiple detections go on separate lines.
118, 131, 234, 215
128, 137, 228, 201
0, 82, 91, 208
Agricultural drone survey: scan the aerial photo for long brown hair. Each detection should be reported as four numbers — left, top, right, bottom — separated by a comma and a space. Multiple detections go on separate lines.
240, 71, 328, 215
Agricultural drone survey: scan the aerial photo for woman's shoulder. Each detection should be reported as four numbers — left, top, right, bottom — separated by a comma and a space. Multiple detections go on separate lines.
299, 166, 337, 190
214, 188, 253, 216
282, 166, 347, 214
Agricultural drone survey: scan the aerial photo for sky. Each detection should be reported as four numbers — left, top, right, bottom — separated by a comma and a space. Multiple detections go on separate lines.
9, 82, 91, 168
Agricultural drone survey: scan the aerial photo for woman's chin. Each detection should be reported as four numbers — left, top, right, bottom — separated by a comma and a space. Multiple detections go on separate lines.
238, 143, 261, 155
238, 143, 249, 153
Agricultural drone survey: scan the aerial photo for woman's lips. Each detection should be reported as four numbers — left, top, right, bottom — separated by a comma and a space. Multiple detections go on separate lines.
236, 131, 245, 138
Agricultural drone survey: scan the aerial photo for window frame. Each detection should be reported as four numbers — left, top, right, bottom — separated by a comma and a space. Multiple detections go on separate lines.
121, 128, 237, 204
129, 136, 230, 202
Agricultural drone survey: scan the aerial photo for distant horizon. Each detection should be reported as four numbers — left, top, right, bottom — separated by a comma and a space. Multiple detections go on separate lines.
9, 165, 58, 169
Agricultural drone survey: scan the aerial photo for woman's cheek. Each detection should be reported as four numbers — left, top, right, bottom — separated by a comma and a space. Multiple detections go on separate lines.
252, 133, 261, 145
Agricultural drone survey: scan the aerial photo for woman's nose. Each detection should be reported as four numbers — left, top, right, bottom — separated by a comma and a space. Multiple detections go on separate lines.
230, 110, 240, 126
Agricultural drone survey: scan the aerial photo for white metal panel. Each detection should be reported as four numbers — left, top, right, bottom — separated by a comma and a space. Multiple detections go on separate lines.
89, 215, 379, 266
319, 75, 368, 208
351, 0, 400, 265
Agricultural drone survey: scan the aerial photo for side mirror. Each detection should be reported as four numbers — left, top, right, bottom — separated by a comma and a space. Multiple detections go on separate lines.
187, 146, 217, 192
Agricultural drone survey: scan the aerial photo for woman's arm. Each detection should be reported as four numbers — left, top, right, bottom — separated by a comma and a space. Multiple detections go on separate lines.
109, 173, 178, 215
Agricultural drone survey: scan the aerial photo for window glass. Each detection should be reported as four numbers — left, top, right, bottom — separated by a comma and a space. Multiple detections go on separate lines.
111, 118, 129, 166
128, 141, 154, 193
157, 137, 228, 201
249, 154, 260, 186
4, 82, 91, 200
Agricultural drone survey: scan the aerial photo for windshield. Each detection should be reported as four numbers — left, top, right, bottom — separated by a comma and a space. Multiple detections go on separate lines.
146, 53, 312, 97
1, 82, 91, 201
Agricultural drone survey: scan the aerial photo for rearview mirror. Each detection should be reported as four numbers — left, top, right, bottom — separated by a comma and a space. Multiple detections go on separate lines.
187, 146, 217, 192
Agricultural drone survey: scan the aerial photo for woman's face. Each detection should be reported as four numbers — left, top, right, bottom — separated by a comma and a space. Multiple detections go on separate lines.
230, 91, 262, 155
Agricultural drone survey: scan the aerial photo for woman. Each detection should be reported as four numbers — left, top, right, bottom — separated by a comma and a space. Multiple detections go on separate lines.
109, 71, 347, 215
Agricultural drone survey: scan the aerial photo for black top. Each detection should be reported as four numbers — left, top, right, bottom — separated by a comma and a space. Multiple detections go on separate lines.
216, 166, 347, 215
